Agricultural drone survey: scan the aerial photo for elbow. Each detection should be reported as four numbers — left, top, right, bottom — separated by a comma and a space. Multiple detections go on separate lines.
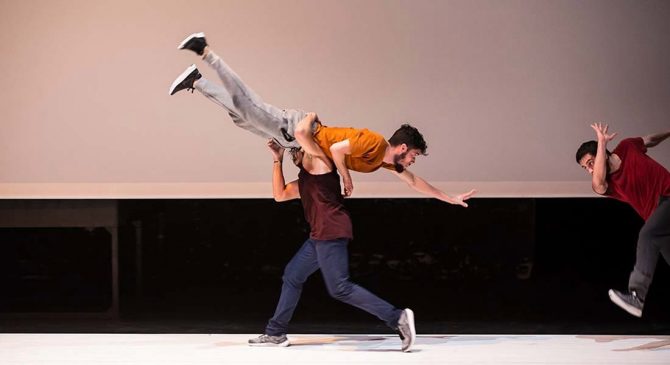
592, 183, 607, 195
273, 191, 287, 202
273, 193, 289, 202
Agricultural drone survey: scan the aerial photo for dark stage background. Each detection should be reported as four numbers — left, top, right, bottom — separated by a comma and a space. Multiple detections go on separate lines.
1, 198, 669, 334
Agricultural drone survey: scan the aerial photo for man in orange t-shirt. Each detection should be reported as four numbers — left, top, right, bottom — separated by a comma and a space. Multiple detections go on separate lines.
170, 32, 476, 206
293, 113, 475, 205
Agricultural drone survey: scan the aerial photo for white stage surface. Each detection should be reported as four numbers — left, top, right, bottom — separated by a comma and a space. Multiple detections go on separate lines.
1, 334, 668, 364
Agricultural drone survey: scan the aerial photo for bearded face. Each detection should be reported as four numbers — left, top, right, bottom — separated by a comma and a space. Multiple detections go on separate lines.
393, 151, 407, 173
392, 148, 422, 173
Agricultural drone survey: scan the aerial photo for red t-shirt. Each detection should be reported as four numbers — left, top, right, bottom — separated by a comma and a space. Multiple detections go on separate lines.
606, 137, 670, 220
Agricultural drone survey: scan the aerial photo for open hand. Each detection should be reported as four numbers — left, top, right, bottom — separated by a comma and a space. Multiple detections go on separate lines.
453, 189, 477, 207
590, 122, 617, 143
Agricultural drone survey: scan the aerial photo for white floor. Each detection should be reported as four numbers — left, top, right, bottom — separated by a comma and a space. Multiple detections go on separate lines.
0, 334, 668, 365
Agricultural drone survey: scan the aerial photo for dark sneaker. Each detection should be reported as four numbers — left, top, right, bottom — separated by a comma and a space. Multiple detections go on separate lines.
248, 334, 289, 347
169, 64, 202, 95
178, 32, 208, 55
397, 308, 416, 352
608, 289, 644, 318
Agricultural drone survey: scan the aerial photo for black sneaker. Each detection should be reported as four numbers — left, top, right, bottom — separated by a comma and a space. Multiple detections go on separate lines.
248, 334, 289, 347
608, 289, 644, 318
169, 64, 202, 95
397, 308, 416, 352
178, 32, 208, 55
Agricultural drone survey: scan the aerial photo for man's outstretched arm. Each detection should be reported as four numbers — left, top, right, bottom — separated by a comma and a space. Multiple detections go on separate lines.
392, 169, 477, 207
643, 130, 670, 148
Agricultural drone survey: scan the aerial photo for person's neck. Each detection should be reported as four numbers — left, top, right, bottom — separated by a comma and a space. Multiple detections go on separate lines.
382, 145, 394, 164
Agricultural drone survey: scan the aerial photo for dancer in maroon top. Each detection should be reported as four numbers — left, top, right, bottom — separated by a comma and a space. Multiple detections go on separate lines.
248, 140, 415, 351
576, 123, 670, 317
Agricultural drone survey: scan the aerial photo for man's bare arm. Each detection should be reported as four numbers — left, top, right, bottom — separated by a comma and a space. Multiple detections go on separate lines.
330, 139, 354, 196
590, 123, 616, 195
393, 169, 476, 207
272, 165, 300, 202
267, 139, 300, 201
642, 130, 670, 148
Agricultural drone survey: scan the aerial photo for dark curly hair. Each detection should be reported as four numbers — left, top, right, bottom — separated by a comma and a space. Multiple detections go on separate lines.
388, 124, 427, 155
575, 140, 610, 163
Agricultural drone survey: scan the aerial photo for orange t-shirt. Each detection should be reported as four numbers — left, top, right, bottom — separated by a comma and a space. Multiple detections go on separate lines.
313, 123, 395, 173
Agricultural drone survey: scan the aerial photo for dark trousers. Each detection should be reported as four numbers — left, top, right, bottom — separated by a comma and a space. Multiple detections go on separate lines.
265, 238, 402, 336
629, 196, 670, 301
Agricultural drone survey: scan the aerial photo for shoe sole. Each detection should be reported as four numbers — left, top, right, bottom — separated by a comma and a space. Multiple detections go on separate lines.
248, 340, 290, 347
178, 32, 206, 50
402, 308, 416, 352
608, 289, 642, 318
169, 64, 197, 95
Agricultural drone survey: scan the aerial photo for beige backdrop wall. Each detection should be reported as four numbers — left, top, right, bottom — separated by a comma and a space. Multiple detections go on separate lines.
0, 0, 668, 198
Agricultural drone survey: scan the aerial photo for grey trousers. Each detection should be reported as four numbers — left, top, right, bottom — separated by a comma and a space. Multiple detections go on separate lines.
629, 196, 670, 301
194, 51, 306, 148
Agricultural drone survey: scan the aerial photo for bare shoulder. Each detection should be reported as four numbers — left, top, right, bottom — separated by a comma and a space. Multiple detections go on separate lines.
304, 154, 333, 175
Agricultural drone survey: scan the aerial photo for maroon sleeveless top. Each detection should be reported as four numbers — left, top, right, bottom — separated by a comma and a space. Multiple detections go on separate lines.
298, 167, 353, 240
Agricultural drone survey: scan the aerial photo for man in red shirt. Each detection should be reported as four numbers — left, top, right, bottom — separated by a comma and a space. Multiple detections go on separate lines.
576, 123, 670, 317
247, 140, 415, 351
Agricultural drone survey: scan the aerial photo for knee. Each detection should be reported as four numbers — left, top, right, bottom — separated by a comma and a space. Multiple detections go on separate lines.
294, 125, 309, 138
638, 227, 657, 246
328, 280, 354, 301
294, 113, 316, 137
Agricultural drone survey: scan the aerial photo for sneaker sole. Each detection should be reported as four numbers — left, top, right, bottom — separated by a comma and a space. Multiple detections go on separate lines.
248, 340, 290, 347
608, 289, 642, 318
169, 64, 197, 95
177, 32, 206, 50
403, 308, 416, 352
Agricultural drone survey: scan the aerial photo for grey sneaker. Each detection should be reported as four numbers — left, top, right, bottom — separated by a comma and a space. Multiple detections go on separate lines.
178, 32, 208, 55
169, 64, 202, 95
397, 308, 416, 352
608, 289, 644, 318
248, 334, 289, 347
